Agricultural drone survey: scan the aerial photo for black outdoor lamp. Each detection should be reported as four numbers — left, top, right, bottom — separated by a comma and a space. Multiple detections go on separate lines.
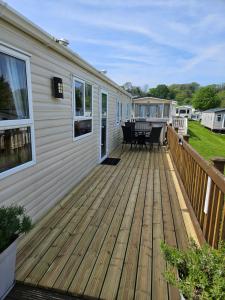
52, 77, 64, 98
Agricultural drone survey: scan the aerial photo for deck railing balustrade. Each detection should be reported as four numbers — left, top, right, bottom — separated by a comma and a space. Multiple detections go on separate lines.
167, 125, 225, 248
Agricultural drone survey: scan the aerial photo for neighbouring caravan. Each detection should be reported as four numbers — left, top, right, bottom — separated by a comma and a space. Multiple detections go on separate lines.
0, 2, 132, 222
132, 97, 176, 122
201, 108, 225, 131
175, 105, 193, 119
132, 97, 177, 142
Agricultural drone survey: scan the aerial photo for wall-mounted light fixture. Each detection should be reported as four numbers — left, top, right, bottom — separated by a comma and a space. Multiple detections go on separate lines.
52, 77, 64, 99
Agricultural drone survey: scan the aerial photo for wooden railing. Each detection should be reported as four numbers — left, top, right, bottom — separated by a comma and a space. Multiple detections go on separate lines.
167, 125, 225, 248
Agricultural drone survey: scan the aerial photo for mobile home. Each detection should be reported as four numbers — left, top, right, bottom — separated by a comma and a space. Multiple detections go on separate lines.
132, 96, 176, 122
132, 96, 177, 142
0, 2, 132, 222
175, 105, 193, 119
201, 108, 225, 131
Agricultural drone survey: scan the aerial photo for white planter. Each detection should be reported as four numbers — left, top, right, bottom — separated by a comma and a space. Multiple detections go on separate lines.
0, 239, 17, 300
180, 292, 186, 300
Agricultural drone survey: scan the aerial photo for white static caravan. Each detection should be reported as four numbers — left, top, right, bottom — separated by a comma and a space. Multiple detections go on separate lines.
175, 105, 193, 119
0, 2, 132, 222
201, 108, 225, 131
132, 96, 177, 142
132, 97, 176, 122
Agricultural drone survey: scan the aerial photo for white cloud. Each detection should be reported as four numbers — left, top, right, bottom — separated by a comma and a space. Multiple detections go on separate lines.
5, 0, 225, 86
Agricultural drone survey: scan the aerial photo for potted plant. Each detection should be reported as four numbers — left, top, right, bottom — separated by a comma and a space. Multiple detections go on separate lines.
161, 240, 225, 300
0, 206, 32, 299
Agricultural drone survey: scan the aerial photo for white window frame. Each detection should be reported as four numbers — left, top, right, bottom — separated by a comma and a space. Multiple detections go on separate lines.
217, 114, 222, 122
126, 103, 129, 120
116, 99, 120, 125
0, 43, 36, 180
72, 76, 93, 141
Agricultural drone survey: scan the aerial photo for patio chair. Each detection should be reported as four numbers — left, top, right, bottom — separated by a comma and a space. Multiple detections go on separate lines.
147, 127, 162, 150
121, 126, 136, 150
136, 132, 147, 148
125, 122, 135, 131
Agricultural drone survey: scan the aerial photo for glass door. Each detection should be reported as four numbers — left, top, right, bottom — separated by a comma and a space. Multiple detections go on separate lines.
100, 92, 108, 160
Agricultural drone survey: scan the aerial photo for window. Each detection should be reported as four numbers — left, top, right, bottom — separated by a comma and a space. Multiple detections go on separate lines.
180, 109, 186, 114
116, 99, 123, 124
0, 44, 35, 178
73, 78, 92, 139
116, 99, 120, 124
163, 104, 170, 118
126, 103, 131, 120
217, 114, 222, 122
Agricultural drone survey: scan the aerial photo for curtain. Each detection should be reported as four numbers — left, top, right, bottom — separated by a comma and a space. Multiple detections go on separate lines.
0, 52, 29, 120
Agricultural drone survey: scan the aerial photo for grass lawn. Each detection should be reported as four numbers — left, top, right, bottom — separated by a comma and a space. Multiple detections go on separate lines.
188, 121, 225, 162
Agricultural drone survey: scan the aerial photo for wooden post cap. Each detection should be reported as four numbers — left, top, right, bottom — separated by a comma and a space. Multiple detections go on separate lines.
211, 157, 225, 174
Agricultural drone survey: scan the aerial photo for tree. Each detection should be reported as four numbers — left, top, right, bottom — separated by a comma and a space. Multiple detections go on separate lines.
217, 90, 225, 108
169, 82, 200, 105
149, 84, 170, 99
0, 75, 13, 114
122, 82, 146, 97
192, 86, 221, 110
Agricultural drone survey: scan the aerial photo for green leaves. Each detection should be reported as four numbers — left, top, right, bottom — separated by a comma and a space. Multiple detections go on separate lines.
192, 86, 221, 110
0, 205, 32, 253
161, 240, 225, 300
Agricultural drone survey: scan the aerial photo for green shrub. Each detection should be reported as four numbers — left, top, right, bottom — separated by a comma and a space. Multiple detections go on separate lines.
161, 240, 225, 299
0, 206, 32, 253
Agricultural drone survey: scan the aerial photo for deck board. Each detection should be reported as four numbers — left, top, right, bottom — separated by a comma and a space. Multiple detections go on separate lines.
16, 148, 189, 300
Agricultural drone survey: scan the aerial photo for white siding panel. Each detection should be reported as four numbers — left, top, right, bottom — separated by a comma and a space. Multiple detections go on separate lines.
0, 18, 131, 222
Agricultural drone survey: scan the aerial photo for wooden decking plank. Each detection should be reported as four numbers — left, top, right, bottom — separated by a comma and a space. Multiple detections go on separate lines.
15, 147, 191, 300
159, 150, 180, 300
117, 151, 149, 300
134, 164, 154, 300
50, 151, 135, 292
68, 151, 140, 296
152, 151, 169, 300
17, 153, 130, 282
16, 164, 103, 253
165, 170, 188, 250
16, 164, 111, 269
16, 164, 113, 282
100, 151, 146, 300
30, 151, 132, 286
83, 151, 143, 299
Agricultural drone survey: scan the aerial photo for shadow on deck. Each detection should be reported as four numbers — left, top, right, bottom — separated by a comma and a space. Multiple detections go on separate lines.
14, 147, 195, 300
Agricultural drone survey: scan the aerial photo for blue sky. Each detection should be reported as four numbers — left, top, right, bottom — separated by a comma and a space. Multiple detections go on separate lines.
5, 0, 225, 88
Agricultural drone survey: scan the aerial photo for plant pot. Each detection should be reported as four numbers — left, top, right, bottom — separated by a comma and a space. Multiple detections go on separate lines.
180, 293, 186, 300
0, 239, 17, 300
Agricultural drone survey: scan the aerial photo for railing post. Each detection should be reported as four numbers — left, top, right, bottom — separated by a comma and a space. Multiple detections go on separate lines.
211, 157, 225, 174
183, 134, 190, 143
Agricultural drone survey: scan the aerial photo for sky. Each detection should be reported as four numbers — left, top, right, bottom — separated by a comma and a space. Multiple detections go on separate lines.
4, 0, 225, 88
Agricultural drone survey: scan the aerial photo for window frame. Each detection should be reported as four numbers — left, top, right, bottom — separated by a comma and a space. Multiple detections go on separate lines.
0, 43, 36, 179
217, 114, 222, 122
126, 103, 130, 120
116, 99, 120, 125
72, 76, 93, 141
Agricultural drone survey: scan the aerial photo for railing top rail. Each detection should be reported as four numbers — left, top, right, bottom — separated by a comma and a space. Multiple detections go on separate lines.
168, 126, 225, 194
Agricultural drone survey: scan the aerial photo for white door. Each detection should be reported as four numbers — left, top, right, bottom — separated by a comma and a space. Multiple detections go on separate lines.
100, 91, 108, 161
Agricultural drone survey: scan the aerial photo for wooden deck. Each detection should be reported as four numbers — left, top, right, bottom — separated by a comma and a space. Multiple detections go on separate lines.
16, 148, 190, 300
